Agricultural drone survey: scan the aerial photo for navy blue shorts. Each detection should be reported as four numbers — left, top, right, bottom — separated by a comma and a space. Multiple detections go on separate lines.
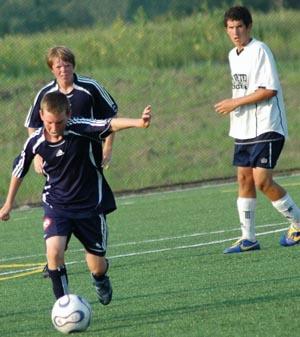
43, 214, 108, 256
233, 133, 285, 169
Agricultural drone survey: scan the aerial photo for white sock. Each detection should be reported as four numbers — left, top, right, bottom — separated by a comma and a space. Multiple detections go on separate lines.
237, 197, 257, 242
272, 193, 300, 228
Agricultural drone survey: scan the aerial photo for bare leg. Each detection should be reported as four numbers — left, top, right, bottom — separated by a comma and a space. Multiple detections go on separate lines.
46, 236, 69, 299
86, 252, 112, 305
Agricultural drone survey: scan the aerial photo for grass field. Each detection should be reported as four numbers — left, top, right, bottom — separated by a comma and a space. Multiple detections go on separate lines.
1, 174, 300, 336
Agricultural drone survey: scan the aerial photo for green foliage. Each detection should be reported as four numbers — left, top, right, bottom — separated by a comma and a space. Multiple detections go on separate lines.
0, 0, 299, 37
1, 8, 300, 77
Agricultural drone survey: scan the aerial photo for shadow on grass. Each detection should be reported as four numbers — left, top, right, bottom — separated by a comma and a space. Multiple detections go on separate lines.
90, 288, 300, 333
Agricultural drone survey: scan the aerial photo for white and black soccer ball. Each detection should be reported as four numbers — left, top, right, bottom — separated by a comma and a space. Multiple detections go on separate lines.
51, 294, 92, 334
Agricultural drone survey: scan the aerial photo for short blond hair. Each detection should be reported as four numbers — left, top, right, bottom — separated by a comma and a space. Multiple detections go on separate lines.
46, 46, 76, 69
40, 92, 71, 116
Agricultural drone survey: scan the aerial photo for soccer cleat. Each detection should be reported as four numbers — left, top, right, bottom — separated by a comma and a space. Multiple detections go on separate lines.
92, 274, 112, 305
42, 263, 50, 278
224, 238, 260, 254
280, 226, 300, 246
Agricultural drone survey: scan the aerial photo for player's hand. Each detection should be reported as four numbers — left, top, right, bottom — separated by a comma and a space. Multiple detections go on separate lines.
214, 98, 237, 115
0, 204, 11, 221
33, 154, 44, 175
141, 105, 151, 128
102, 135, 114, 169
102, 150, 112, 170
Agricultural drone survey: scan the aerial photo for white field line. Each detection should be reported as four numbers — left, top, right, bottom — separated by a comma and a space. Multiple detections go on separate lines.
0, 266, 43, 276
0, 221, 287, 263
111, 222, 288, 247
110, 226, 287, 258
0, 223, 288, 277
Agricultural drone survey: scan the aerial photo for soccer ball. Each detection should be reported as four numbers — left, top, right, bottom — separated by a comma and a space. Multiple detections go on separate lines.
51, 294, 92, 334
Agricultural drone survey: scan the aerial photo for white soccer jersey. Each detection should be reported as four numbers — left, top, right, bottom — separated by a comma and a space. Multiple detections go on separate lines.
228, 38, 288, 139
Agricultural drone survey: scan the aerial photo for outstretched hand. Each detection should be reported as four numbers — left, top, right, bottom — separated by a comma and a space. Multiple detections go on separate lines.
141, 105, 152, 128
110, 106, 152, 131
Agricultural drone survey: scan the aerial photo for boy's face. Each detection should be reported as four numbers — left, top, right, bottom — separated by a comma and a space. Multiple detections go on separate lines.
40, 109, 70, 141
51, 57, 74, 85
226, 19, 251, 49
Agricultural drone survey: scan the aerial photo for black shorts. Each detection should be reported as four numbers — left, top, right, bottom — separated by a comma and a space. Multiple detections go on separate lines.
233, 132, 285, 169
43, 214, 108, 256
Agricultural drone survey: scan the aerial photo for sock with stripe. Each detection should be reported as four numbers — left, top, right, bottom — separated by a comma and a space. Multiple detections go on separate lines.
272, 193, 300, 229
48, 264, 69, 299
237, 197, 257, 242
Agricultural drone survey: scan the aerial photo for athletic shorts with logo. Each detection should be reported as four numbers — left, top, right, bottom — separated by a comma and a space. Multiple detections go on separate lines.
43, 214, 108, 256
233, 132, 285, 169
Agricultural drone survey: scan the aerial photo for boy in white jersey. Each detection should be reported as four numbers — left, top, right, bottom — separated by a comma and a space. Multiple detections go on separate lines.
214, 6, 300, 253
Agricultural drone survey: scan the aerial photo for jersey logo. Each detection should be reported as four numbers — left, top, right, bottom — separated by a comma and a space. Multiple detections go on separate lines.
56, 149, 65, 157
232, 73, 248, 89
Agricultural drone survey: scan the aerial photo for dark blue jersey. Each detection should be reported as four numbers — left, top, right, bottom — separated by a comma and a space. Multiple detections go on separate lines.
24, 73, 118, 128
13, 118, 116, 217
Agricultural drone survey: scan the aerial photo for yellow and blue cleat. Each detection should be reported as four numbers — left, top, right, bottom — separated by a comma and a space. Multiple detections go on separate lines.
280, 226, 300, 246
224, 238, 260, 254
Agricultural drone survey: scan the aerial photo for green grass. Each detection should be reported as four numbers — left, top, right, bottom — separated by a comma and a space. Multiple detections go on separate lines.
1, 174, 300, 336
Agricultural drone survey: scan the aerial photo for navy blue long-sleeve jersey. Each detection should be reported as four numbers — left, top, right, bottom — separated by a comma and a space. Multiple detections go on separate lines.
24, 74, 118, 180
13, 118, 116, 218
24, 73, 118, 128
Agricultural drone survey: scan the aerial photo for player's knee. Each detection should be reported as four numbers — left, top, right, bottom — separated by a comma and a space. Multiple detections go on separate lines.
237, 173, 254, 190
86, 254, 108, 276
255, 178, 272, 193
47, 249, 64, 267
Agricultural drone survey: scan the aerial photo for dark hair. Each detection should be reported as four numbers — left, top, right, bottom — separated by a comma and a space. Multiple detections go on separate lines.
46, 46, 76, 69
224, 6, 252, 28
40, 92, 71, 116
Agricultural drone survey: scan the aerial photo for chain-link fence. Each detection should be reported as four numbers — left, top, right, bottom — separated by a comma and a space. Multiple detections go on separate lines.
0, 4, 300, 206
